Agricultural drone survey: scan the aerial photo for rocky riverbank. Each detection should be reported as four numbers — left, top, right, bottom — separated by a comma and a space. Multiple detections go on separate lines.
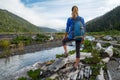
0, 40, 62, 58
4, 35, 120, 80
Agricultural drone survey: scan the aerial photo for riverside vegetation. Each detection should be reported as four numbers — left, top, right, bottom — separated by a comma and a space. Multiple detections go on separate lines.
0, 33, 50, 58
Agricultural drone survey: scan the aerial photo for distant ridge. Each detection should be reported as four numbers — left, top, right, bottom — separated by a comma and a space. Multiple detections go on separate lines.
86, 6, 120, 32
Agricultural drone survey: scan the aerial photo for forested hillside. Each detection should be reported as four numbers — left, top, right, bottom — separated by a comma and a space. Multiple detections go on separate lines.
86, 6, 120, 32
0, 9, 41, 33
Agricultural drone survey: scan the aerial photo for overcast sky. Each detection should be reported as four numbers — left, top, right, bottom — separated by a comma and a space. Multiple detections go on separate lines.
0, 0, 120, 30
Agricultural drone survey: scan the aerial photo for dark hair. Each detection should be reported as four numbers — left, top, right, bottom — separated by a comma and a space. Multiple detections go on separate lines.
72, 5, 78, 11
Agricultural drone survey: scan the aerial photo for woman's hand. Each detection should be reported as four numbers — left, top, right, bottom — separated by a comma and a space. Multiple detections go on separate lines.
63, 32, 68, 39
81, 36, 84, 44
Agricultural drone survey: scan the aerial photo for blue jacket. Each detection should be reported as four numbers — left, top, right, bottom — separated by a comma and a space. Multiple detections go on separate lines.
65, 16, 85, 39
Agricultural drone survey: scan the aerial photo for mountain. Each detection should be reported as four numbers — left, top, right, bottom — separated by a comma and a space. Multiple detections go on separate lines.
86, 6, 120, 32
0, 9, 42, 33
40, 27, 58, 32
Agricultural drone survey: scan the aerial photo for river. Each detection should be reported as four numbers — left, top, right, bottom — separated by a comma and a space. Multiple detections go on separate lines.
0, 46, 74, 80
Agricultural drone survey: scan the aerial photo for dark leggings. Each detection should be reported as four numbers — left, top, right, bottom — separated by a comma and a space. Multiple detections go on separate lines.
62, 38, 81, 58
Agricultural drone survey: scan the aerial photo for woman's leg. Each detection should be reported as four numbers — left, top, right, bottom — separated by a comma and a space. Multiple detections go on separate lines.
62, 38, 74, 55
74, 40, 81, 68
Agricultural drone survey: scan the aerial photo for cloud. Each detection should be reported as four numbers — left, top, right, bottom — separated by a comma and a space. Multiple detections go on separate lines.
0, 0, 120, 30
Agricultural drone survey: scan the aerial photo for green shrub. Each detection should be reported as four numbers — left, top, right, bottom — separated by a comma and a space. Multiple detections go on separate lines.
102, 43, 111, 47
17, 77, 27, 80
82, 40, 93, 52
0, 39, 10, 49
68, 50, 75, 55
35, 34, 49, 42
27, 69, 41, 80
11, 36, 32, 45
113, 48, 120, 57
56, 54, 65, 58
56, 50, 76, 58
46, 78, 56, 80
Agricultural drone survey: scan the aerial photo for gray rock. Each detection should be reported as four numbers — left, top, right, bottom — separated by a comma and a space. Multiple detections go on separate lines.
48, 58, 68, 72
102, 57, 110, 63
105, 46, 113, 57
96, 68, 105, 80
68, 70, 79, 80
96, 43, 102, 50
103, 35, 113, 41
84, 66, 92, 79
78, 68, 84, 79
85, 36, 95, 41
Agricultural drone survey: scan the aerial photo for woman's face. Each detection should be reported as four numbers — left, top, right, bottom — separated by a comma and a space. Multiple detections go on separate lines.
73, 6, 78, 12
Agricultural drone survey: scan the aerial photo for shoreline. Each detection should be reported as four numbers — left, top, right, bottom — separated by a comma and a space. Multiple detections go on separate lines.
0, 40, 63, 59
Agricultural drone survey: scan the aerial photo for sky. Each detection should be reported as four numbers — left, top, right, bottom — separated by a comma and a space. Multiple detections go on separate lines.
0, 0, 120, 30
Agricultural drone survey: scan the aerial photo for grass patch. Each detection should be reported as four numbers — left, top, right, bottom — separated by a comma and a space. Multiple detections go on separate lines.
56, 50, 75, 58
68, 50, 75, 55
56, 54, 65, 58
27, 69, 41, 80
102, 43, 111, 47
17, 77, 27, 80
80, 40, 93, 52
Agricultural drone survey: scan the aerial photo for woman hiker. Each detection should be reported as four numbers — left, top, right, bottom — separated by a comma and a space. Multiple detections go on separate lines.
62, 5, 85, 70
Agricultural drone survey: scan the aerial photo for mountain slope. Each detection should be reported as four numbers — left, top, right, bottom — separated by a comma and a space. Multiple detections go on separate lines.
40, 27, 58, 32
86, 6, 120, 32
0, 9, 42, 33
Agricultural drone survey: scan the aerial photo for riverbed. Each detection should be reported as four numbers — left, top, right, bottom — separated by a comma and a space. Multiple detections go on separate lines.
0, 46, 75, 80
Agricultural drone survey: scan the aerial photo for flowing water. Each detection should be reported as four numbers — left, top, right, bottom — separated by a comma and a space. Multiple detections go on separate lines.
0, 46, 74, 80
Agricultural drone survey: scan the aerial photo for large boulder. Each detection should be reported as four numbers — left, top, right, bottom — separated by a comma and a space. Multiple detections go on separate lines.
48, 58, 68, 72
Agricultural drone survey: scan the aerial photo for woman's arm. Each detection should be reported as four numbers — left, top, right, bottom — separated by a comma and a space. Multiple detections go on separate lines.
63, 18, 70, 39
